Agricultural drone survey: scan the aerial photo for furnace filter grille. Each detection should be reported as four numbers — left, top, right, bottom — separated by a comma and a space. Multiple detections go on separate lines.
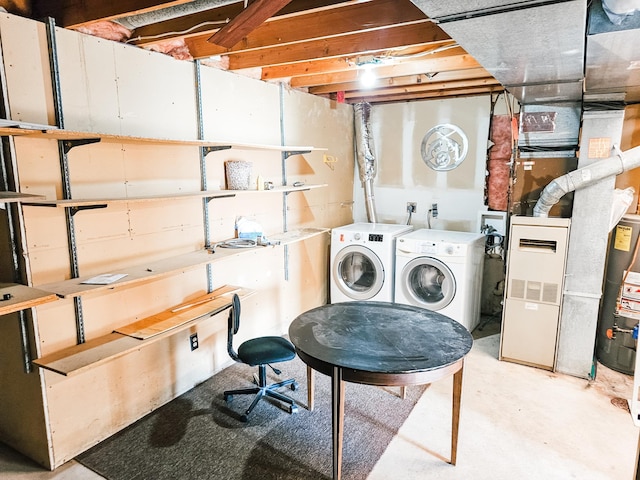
510, 279, 560, 305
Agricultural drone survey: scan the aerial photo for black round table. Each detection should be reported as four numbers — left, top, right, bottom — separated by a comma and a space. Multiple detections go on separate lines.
289, 301, 473, 480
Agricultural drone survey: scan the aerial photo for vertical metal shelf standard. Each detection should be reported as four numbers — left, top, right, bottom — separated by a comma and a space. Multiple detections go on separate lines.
278, 83, 313, 281
194, 60, 235, 293
194, 60, 214, 294
46, 18, 105, 345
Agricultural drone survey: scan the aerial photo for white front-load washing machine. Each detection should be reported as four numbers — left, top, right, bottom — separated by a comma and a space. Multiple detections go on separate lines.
394, 229, 485, 331
331, 222, 413, 303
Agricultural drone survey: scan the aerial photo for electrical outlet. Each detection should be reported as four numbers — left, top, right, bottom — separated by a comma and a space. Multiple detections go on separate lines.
189, 333, 199, 351
407, 202, 417, 213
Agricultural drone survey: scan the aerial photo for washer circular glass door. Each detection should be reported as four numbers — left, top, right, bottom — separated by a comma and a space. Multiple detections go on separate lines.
399, 257, 456, 310
333, 245, 384, 300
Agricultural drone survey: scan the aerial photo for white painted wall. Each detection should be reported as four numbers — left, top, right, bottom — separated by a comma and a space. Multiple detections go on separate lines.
353, 95, 492, 233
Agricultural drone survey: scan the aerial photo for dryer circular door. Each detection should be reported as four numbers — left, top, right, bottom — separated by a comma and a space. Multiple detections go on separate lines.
398, 257, 456, 310
332, 245, 384, 301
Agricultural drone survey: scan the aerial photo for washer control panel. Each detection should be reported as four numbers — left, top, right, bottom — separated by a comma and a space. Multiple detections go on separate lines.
338, 232, 384, 243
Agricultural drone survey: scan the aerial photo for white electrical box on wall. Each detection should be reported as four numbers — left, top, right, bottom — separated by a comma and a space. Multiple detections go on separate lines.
478, 210, 507, 236
500, 216, 571, 370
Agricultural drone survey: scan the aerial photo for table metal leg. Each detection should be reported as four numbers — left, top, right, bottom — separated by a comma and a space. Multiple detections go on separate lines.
450, 361, 464, 465
332, 366, 345, 480
307, 365, 315, 411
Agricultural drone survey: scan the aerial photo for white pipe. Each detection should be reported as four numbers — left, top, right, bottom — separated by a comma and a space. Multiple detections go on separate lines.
533, 144, 640, 217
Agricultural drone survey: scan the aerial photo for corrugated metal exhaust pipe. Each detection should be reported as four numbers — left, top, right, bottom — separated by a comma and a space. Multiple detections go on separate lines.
533, 144, 640, 217
116, 0, 236, 30
354, 102, 378, 223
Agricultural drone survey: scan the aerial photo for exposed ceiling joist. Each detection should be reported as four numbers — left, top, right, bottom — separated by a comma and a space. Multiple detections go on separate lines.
25, 0, 507, 104
207, 0, 294, 48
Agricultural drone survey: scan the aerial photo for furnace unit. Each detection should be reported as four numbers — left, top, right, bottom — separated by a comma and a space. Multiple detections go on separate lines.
500, 216, 571, 370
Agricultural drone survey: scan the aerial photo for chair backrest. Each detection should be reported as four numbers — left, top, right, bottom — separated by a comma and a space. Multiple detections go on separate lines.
226, 293, 241, 362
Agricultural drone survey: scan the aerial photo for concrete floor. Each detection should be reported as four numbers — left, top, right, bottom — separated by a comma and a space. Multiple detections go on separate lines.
1, 322, 638, 480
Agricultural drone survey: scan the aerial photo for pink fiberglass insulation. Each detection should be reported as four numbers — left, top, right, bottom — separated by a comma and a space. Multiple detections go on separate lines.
486, 115, 513, 211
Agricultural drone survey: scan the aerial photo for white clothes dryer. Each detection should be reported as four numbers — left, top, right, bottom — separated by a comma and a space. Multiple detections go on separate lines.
331, 222, 413, 303
394, 229, 485, 332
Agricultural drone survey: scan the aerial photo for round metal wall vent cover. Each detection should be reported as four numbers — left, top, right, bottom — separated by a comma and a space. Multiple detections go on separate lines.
421, 123, 468, 171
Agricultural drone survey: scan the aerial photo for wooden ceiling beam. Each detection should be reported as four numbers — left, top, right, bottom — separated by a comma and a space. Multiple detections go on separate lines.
260, 41, 455, 80
290, 50, 480, 88
207, 0, 294, 48
179, 0, 425, 55
32, 0, 192, 29
186, 7, 438, 62
130, 0, 367, 46
342, 77, 502, 99
308, 67, 494, 94
209, 21, 449, 69
346, 85, 505, 104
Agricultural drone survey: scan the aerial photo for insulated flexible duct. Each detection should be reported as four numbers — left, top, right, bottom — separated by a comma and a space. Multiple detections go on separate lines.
116, 0, 236, 30
533, 144, 640, 217
353, 102, 377, 223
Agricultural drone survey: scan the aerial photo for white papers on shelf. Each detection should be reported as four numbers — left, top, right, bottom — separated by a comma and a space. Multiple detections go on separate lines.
81, 273, 128, 285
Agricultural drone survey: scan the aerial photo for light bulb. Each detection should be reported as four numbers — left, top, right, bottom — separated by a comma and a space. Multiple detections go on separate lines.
359, 64, 376, 88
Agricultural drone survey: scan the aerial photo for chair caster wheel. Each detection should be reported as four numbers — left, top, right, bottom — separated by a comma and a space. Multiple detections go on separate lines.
240, 414, 249, 422
290, 381, 299, 391
224, 394, 232, 403
289, 404, 298, 415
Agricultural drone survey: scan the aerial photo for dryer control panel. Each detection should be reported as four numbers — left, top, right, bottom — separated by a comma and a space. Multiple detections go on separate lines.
398, 239, 468, 256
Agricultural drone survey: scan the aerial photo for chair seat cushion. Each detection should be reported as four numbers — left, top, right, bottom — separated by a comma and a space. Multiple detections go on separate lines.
238, 336, 296, 366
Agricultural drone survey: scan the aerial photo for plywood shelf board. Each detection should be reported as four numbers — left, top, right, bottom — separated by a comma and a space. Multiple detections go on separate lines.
271, 227, 330, 245
37, 250, 216, 299
36, 228, 327, 299
21, 184, 328, 207
0, 122, 324, 152
115, 285, 249, 339
0, 283, 59, 316
33, 285, 251, 376
0, 191, 45, 203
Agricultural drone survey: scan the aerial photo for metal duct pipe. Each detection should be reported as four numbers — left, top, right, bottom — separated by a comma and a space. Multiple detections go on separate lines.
533, 144, 640, 217
116, 0, 237, 30
353, 102, 377, 223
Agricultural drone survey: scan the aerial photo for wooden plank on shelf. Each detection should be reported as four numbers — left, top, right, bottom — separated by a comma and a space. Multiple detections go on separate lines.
21, 184, 328, 207
0, 283, 59, 316
32, 333, 143, 376
23, 190, 239, 207
37, 229, 328, 299
33, 285, 252, 376
270, 227, 330, 245
0, 121, 326, 152
115, 285, 251, 339
16, 128, 324, 152
37, 250, 216, 299
0, 119, 59, 137
0, 191, 45, 203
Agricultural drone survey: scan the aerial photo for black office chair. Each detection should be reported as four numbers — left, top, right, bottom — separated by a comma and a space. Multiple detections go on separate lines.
223, 294, 299, 422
